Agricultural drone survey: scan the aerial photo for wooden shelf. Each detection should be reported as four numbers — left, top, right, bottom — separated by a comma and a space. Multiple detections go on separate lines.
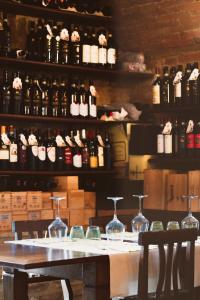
0, 169, 115, 176
149, 156, 200, 170
0, 0, 112, 26
149, 104, 200, 114
0, 57, 153, 80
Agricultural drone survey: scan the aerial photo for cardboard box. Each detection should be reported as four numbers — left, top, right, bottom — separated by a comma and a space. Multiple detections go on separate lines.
0, 213, 12, 231
28, 211, 41, 220
84, 192, 96, 209
68, 190, 84, 209
0, 192, 12, 211
52, 192, 68, 209
12, 212, 28, 221
42, 192, 52, 210
83, 209, 96, 225
11, 192, 27, 211
27, 191, 42, 211
41, 209, 54, 220
69, 209, 84, 226
54, 176, 79, 191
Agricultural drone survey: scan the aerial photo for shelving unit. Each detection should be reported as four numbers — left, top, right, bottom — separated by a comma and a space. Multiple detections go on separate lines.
0, 169, 115, 176
149, 104, 200, 114
149, 156, 200, 170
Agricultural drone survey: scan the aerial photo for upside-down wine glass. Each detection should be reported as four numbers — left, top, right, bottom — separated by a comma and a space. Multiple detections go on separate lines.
131, 195, 149, 233
181, 195, 199, 229
105, 197, 125, 241
48, 196, 68, 238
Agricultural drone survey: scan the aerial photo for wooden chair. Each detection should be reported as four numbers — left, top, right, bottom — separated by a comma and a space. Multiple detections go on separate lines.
12, 219, 73, 300
127, 228, 198, 300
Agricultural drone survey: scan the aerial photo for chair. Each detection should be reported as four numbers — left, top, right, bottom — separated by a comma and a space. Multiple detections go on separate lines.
128, 228, 198, 300
12, 219, 73, 300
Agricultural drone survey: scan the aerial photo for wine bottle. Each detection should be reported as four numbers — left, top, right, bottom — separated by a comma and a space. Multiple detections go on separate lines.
73, 130, 83, 168
189, 62, 199, 105
169, 66, 176, 105
51, 78, 60, 117
69, 80, 79, 118
96, 131, 105, 169
31, 77, 42, 116
186, 120, 195, 157
163, 121, 173, 155
79, 81, 88, 118
23, 74, 32, 115
51, 22, 60, 64
12, 71, 23, 114
18, 129, 28, 170
47, 129, 56, 171
60, 78, 69, 117
38, 130, 47, 171
81, 129, 89, 169
35, 19, 44, 61
104, 131, 112, 169
55, 129, 66, 171
157, 123, 164, 155
89, 134, 98, 169
0, 17, 4, 56
172, 120, 179, 156
88, 81, 97, 119
60, 23, 70, 64
152, 67, 161, 104
173, 65, 183, 105
1, 69, 11, 114
182, 63, 192, 105
64, 130, 74, 170
107, 32, 117, 69
28, 129, 38, 170
98, 30, 107, 68
82, 29, 91, 66
178, 121, 186, 157
195, 121, 200, 156
2, 14, 11, 57
0, 125, 10, 170
160, 66, 170, 105
9, 125, 18, 170
44, 21, 53, 63
70, 25, 81, 65
40, 77, 50, 117
90, 30, 99, 67
26, 21, 37, 60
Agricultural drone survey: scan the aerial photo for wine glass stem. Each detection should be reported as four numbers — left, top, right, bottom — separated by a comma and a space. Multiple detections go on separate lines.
113, 200, 117, 219
56, 200, 60, 218
188, 197, 192, 215
138, 197, 142, 214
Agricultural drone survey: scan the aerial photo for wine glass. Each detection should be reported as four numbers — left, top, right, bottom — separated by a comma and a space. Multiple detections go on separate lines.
105, 197, 125, 241
48, 196, 68, 238
167, 221, 180, 230
86, 226, 101, 240
131, 195, 149, 233
150, 221, 164, 231
69, 226, 85, 240
181, 195, 199, 229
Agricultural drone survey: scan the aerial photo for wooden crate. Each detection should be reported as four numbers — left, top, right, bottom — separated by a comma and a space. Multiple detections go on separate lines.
42, 192, 53, 209
68, 190, 84, 209
0, 192, 12, 211
84, 192, 96, 209
52, 192, 68, 209
0, 213, 12, 231
11, 192, 27, 211
188, 170, 200, 212
41, 209, 54, 220
53, 176, 79, 191
69, 209, 84, 226
28, 211, 41, 220
27, 191, 42, 211
83, 209, 96, 225
12, 212, 28, 221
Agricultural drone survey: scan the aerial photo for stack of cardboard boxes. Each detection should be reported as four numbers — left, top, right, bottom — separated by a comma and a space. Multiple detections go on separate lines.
0, 176, 96, 233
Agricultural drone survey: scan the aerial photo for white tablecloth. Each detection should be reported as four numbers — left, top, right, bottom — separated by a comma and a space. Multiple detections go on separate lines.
7, 238, 200, 298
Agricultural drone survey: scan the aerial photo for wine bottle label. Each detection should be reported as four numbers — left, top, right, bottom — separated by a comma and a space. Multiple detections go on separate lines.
82, 148, 89, 164
56, 135, 66, 147
2, 133, 11, 146
82, 45, 91, 64
71, 31, 80, 42
174, 82, 181, 98
45, 24, 53, 37
107, 48, 116, 64
32, 145, 38, 157
90, 85, 97, 96
65, 136, 75, 147
90, 156, 98, 168
13, 77, 22, 90
179, 134, 186, 150
186, 120, 194, 133
164, 134, 172, 154
73, 154, 82, 168
74, 135, 84, 147
90, 45, 99, 64
99, 48, 107, 64
98, 34, 107, 46
98, 146, 104, 167
152, 84, 160, 104
97, 135, 105, 147
0, 149, 9, 160
187, 133, 195, 149
157, 134, 164, 154
47, 146, 56, 162
28, 134, 38, 146
80, 103, 88, 117
64, 148, 73, 165
89, 104, 97, 118
162, 122, 172, 134
189, 68, 199, 81
161, 84, 170, 103
10, 144, 18, 163
60, 28, 69, 41
173, 71, 182, 85
195, 134, 200, 149
70, 102, 80, 116
38, 146, 46, 161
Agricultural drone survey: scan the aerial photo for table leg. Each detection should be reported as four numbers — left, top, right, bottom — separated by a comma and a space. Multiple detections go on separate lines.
3, 268, 29, 300
83, 257, 110, 300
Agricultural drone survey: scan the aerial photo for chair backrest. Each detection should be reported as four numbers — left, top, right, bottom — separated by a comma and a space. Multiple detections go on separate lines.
12, 219, 68, 240
137, 229, 198, 300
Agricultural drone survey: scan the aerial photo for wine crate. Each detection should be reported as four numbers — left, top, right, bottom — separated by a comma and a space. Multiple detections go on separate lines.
11, 192, 27, 211
55, 209, 70, 223
42, 192, 53, 210
28, 211, 41, 220
52, 192, 68, 209
0, 192, 12, 211
0, 213, 12, 231
12, 212, 28, 221
83, 209, 96, 225
27, 191, 42, 211
188, 170, 200, 212
53, 176, 79, 191
69, 209, 84, 226
84, 192, 96, 209
68, 190, 84, 209
41, 209, 54, 220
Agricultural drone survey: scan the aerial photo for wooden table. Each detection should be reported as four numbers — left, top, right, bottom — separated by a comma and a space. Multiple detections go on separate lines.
0, 243, 110, 300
